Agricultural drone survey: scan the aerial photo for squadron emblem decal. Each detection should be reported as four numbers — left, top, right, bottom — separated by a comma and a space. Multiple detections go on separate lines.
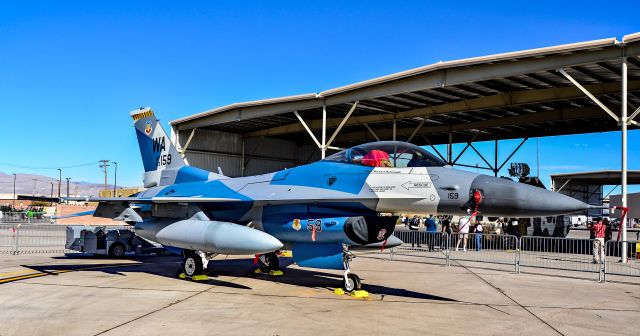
377, 229, 387, 241
145, 120, 153, 135
292, 219, 301, 231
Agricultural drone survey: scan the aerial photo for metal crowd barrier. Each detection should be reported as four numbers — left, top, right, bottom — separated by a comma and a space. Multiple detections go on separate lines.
0, 224, 75, 254
519, 236, 603, 280
0, 211, 51, 224
604, 240, 640, 279
2, 225, 639, 282
392, 231, 449, 262
0, 224, 132, 254
449, 233, 519, 271
390, 230, 640, 283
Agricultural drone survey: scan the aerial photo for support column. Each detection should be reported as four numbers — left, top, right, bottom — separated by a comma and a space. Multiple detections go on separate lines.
447, 133, 452, 165
241, 139, 245, 177
392, 116, 397, 141
494, 139, 499, 177
622, 58, 628, 262
321, 105, 327, 159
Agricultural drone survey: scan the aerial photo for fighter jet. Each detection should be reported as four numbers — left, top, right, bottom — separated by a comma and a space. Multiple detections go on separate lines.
71, 107, 591, 291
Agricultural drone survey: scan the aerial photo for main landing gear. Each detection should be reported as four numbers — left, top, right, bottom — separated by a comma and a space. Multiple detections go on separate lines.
256, 251, 280, 273
181, 250, 216, 278
343, 248, 362, 291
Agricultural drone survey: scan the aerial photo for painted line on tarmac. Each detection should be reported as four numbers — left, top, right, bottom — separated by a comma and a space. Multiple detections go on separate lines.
0, 269, 37, 277
452, 259, 565, 336
92, 277, 238, 336
0, 263, 143, 285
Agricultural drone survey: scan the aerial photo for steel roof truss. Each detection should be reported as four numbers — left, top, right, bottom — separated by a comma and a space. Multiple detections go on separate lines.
557, 68, 620, 122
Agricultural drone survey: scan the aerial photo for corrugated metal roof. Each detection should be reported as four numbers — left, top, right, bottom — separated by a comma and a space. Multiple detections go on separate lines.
170, 32, 640, 148
319, 37, 619, 97
550, 170, 640, 185
172, 93, 318, 125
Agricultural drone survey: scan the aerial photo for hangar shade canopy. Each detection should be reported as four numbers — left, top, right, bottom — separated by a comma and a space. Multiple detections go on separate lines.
171, 32, 640, 151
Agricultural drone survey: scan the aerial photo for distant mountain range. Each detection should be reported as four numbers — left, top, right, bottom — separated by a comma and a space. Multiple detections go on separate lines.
0, 171, 124, 197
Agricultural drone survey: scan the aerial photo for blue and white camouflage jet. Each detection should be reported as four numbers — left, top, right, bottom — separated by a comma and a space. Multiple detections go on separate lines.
75, 107, 591, 291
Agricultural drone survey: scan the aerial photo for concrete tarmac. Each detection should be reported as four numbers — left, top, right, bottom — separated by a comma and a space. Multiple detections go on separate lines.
0, 252, 638, 336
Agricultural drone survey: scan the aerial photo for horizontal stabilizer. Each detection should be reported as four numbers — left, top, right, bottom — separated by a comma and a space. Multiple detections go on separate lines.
51, 210, 96, 220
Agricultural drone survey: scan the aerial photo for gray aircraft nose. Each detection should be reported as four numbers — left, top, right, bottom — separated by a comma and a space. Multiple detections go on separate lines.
470, 175, 590, 217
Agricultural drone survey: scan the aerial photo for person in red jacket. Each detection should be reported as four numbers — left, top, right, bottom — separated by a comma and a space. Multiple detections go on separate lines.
591, 217, 606, 264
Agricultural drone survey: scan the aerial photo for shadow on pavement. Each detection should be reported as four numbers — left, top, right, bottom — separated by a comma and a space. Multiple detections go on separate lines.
10, 254, 458, 302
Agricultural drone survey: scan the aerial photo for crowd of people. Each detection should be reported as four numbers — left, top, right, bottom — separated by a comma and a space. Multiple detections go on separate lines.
402, 214, 485, 252
401, 214, 623, 262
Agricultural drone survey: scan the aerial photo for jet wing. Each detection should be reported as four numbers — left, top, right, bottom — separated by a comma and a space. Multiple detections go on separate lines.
64, 196, 242, 203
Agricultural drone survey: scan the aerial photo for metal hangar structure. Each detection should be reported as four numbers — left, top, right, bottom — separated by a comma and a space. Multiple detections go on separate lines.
170, 32, 640, 256
550, 170, 640, 216
171, 32, 639, 176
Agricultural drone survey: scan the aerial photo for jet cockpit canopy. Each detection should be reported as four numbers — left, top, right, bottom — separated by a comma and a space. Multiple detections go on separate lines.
323, 141, 446, 168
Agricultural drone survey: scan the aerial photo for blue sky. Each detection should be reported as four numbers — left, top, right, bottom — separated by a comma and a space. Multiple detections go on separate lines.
0, 1, 638, 193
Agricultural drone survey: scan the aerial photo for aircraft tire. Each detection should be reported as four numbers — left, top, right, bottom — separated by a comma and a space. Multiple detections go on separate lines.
344, 273, 362, 291
183, 251, 203, 277
109, 243, 125, 258
260, 252, 279, 273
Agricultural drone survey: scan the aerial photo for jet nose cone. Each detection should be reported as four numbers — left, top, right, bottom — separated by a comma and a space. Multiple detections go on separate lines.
470, 175, 590, 217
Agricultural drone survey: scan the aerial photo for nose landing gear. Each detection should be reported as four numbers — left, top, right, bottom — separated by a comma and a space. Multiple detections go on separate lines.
343, 248, 362, 291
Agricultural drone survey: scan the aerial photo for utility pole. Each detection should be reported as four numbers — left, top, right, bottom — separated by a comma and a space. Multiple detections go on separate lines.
65, 178, 70, 203
50, 182, 54, 197
57, 168, 62, 198
113, 162, 118, 197
12, 173, 16, 208
99, 160, 110, 196
32, 178, 38, 196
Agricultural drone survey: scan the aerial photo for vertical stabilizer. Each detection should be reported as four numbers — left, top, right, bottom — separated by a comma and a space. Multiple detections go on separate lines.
131, 107, 184, 173
130, 107, 220, 188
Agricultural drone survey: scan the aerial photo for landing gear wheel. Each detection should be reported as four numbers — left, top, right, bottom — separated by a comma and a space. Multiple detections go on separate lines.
344, 273, 361, 292
259, 252, 280, 273
183, 252, 204, 277
108, 243, 125, 258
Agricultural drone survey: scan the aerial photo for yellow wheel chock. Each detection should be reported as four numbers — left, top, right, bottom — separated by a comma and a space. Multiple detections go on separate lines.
349, 290, 369, 298
192, 274, 209, 281
178, 273, 208, 281
268, 270, 284, 276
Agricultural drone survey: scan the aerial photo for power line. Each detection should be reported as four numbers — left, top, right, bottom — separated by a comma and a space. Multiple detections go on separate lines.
0, 160, 100, 170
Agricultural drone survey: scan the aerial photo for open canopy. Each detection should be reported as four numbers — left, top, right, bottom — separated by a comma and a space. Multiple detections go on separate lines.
323, 141, 446, 168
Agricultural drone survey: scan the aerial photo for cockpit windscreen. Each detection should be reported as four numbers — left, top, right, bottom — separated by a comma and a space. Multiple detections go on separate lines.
323, 141, 446, 168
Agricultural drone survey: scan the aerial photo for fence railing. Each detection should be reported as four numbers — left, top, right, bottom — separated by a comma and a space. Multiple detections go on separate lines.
2, 225, 638, 282
449, 233, 519, 271
0, 212, 51, 224
604, 240, 640, 279
1, 224, 139, 255
392, 230, 638, 282
1, 224, 78, 254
